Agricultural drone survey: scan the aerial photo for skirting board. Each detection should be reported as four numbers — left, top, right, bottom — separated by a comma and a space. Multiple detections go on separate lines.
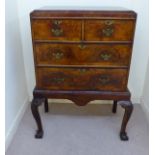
140, 98, 149, 121
5, 97, 29, 151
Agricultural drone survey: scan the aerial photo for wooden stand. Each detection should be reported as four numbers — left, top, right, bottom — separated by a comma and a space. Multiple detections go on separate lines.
31, 87, 133, 141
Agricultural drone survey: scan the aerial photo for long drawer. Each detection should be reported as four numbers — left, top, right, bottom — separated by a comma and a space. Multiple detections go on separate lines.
35, 43, 132, 67
36, 68, 128, 91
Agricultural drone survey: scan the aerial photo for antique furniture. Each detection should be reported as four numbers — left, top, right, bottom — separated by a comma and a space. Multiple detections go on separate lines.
30, 8, 137, 141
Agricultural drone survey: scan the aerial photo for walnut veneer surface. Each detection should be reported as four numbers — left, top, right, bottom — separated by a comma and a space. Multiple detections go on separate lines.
30, 8, 137, 141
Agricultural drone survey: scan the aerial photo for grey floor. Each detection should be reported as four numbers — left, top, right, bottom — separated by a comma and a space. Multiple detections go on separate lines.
6, 102, 149, 155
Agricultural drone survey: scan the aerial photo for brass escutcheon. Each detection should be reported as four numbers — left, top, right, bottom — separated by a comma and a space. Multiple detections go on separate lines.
79, 68, 87, 73
99, 76, 109, 84
52, 50, 64, 60
52, 77, 65, 84
78, 44, 87, 50
104, 20, 114, 26
51, 28, 63, 36
52, 20, 62, 25
102, 28, 114, 37
100, 53, 111, 60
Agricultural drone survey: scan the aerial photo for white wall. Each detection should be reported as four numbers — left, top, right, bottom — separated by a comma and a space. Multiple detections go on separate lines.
5, 0, 29, 150
141, 62, 149, 119
16, 0, 149, 103
128, 0, 149, 103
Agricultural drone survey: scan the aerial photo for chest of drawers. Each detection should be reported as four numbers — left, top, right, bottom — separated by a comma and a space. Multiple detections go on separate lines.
30, 9, 137, 141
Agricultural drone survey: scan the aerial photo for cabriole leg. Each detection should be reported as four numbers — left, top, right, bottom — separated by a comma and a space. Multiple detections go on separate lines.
118, 100, 133, 141
44, 98, 49, 113
112, 100, 117, 113
31, 97, 45, 138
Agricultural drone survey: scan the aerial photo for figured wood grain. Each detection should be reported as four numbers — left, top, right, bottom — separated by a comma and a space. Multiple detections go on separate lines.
85, 20, 135, 41
35, 43, 132, 67
36, 67, 128, 91
31, 19, 82, 41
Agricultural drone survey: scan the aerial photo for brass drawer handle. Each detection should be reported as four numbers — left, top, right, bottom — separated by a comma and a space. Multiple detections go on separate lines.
52, 77, 65, 84
51, 28, 63, 37
79, 68, 87, 73
99, 76, 110, 85
102, 28, 114, 37
100, 53, 111, 60
52, 51, 64, 60
104, 20, 114, 26
52, 20, 62, 25
78, 44, 87, 50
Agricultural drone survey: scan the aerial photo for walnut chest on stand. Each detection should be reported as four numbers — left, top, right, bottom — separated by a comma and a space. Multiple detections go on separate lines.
30, 8, 137, 141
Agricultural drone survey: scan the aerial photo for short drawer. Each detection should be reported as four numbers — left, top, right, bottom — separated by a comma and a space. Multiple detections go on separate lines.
35, 43, 132, 67
84, 20, 135, 41
31, 19, 82, 41
36, 68, 128, 91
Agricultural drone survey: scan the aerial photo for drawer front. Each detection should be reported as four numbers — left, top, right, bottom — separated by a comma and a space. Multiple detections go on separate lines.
84, 20, 135, 41
35, 43, 132, 67
31, 19, 82, 41
36, 68, 128, 91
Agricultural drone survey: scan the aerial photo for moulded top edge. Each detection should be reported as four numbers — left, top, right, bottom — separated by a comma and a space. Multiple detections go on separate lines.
30, 8, 137, 19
